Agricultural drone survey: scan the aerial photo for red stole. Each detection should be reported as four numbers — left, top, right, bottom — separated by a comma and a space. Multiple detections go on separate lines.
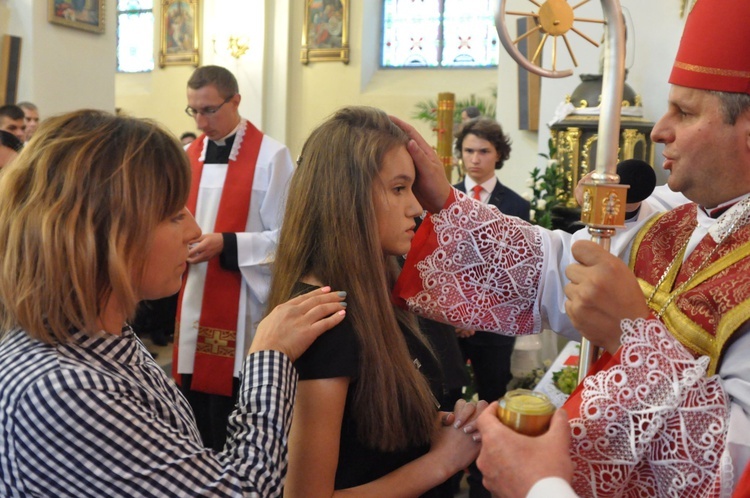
172, 123, 264, 396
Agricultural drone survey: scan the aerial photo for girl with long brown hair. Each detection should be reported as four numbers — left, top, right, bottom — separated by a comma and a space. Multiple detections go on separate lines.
268, 106, 483, 497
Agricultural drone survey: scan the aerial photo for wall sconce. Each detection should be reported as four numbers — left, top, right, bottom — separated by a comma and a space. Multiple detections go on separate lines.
228, 36, 249, 59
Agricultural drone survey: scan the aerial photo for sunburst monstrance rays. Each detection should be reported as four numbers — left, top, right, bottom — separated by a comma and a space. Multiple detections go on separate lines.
506, 0, 604, 71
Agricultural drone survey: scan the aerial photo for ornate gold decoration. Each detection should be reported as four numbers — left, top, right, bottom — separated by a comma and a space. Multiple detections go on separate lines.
554, 127, 583, 207
575, 95, 640, 109
579, 183, 627, 228
580, 134, 599, 181
621, 128, 651, 163
228, 36, 248, 59
436, 93, 455, 180
159, 0, 200, 68
196, 326, 236, 358
551, 121, 655, 207
505, 0, 604, 72
300, 0, 350, 64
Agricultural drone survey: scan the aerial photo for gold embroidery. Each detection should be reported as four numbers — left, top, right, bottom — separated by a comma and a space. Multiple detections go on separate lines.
640, 241, 750, 374
629, 212, 663, 269
674, 60, 750, 79
632, 204, 750, 375
196, 326, 236, 358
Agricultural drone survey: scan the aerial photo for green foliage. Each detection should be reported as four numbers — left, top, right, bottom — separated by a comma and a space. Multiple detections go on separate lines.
524, 138, 565, 229
552, 366, 579, 395
411, 90, 497, 131
506, 359, 551, 391
462, 360, 477, 401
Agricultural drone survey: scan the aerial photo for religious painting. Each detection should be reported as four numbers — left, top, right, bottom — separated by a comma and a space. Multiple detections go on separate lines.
159, 0, 200, 68
48, 0, 105, 34
300, 0, 349, 64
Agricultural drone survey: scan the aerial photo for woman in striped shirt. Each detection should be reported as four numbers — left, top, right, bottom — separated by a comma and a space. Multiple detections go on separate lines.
0, 110, 346, 497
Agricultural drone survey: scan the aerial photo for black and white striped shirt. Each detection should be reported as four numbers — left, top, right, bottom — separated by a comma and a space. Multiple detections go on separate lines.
0, 326, 296, 497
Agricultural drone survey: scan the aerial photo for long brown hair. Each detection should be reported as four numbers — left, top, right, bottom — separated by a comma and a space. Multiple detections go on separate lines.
0, 110, 190, 343
267, 106, 436, 451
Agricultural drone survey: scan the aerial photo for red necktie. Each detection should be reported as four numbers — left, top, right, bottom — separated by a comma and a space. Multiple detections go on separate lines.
472, 185, 483, 201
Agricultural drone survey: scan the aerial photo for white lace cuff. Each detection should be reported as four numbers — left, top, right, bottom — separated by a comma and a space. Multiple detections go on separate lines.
569, 318, 732, 497
406, 189, 543, 335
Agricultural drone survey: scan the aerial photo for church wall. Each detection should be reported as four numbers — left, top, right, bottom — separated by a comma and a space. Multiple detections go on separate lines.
285, 1, 685, 197
116, 65, 196, 138
285, 0, 498, 166
114, 0, 499, 164
3, 0, 116, 116
0, 0, 686, 194
116, 65, 195, 138
114, 0, 194, 137
115, 0, 267, 140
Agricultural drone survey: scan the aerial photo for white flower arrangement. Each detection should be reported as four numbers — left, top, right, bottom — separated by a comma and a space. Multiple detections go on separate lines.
523, 138, 565, 229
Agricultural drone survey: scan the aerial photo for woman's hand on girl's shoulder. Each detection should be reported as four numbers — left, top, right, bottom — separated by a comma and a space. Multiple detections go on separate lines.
250, 286, 347, 361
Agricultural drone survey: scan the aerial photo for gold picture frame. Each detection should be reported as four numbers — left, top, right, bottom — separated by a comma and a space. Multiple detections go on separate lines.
300, 0, 349, 64
159, 0, 200, 68
48, 0, 105, 34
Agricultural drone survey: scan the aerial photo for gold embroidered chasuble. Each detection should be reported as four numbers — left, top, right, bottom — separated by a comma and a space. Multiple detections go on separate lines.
630, 203, 750, 375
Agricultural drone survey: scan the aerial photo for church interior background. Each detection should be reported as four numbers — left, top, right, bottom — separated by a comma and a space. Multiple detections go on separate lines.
0, 0, 692, 378
1, 0, 690, 196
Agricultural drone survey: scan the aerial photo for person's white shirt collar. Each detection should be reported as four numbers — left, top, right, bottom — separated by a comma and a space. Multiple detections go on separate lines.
464, 175, 498, 204
682, 192, 750, 260
212, 120, 242, 146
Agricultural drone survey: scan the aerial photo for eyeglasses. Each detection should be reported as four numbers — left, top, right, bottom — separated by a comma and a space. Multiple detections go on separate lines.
184, 96, 234, 118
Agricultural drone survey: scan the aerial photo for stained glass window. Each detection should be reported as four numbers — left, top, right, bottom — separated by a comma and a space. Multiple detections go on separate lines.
117, 0, 155, 73
382, 0, 499, 68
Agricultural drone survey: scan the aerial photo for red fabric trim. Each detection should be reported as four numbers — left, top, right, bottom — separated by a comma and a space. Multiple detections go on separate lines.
564, 313, 661, 417
562, 349, 614, 413
734, 463, 750, 498
633, 203, 750, 351
392, 189, 457, 308
172, 125, 264, 396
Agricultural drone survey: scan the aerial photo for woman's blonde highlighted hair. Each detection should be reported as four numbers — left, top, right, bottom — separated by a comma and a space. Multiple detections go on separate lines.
267, 106, 437, 452
0, 110, 190, 343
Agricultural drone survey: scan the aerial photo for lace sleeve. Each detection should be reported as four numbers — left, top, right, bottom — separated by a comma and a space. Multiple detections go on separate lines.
567, 318, 732, 498
397, 189, 544, 335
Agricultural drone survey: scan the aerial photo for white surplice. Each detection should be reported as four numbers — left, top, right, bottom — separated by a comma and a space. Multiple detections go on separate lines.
177, 120, 295, 377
